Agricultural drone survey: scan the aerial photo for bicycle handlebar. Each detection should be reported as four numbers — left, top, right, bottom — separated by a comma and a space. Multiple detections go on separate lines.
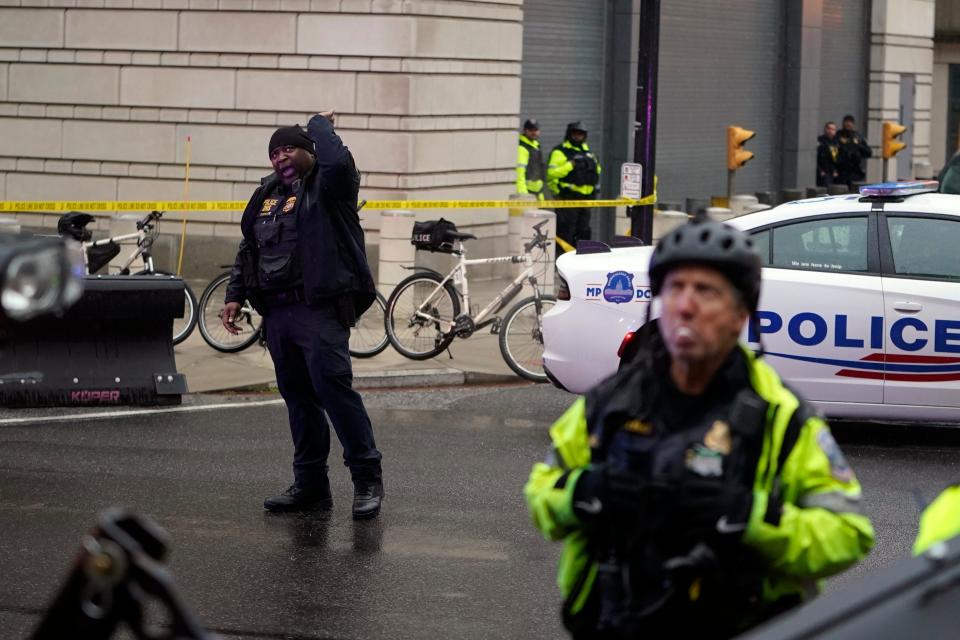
136, 210, 163, 230
523, 219, 552, 253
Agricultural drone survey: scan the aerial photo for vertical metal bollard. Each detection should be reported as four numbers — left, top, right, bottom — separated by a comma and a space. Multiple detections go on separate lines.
377, 209, 415, 296
521, 208, 556, 293
509, 193, 537, 258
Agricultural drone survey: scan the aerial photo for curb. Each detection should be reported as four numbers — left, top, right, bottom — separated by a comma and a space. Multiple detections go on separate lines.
190, 367, 525, 395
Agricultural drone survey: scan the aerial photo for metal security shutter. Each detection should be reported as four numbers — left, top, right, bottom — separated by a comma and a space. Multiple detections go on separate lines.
820, 0, 869, 135
520, 0, 608, 175
656, 0, 785, 204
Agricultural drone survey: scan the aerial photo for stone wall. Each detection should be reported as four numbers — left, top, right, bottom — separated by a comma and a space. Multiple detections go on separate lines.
0, 0, 523, 278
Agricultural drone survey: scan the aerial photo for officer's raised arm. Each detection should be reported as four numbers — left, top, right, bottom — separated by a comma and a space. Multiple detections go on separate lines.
306, 111, 353, 196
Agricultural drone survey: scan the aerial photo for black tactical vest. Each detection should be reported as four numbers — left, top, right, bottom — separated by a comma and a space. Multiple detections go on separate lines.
520, 138, 545, 183
253, 192, 302, 291
556, 144, 599, 186
583, 348, 769, 632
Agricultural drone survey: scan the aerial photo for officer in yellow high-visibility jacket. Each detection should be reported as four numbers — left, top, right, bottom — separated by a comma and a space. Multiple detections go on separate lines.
914, 484, 960, 555
525, 218, 874, 639
517, 119, 545, 201
547, 121, 601, 252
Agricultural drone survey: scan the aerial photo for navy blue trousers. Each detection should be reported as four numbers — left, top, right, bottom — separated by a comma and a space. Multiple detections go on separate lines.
264, 301, 382, 488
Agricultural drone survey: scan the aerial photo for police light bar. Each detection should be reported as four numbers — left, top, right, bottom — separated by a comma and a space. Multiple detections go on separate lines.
858, 180, 939, 197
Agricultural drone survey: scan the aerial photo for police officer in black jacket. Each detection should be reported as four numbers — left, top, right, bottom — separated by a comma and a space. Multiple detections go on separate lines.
836, 114, 872, 187
221, 111, 384, 519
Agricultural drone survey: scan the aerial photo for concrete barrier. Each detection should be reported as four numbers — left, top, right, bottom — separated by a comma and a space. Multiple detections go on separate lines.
779, 188, 804, 203
0, 215, 21, 235
509, 193, 537, 257
377, 209, 415, 294
521, 208, 555, 291
706, 206, 735, 222
653, 210, 688, 242
743, 203, 772, 214
755, 191, 774, 205
729, 195, 759, 216
685, 198, 710, 217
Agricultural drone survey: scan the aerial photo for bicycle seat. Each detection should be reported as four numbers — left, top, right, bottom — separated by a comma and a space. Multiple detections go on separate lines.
446, 231, 477, 241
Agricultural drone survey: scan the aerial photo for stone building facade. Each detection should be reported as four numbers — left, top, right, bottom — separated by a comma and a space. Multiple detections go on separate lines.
0, 0, 522, 275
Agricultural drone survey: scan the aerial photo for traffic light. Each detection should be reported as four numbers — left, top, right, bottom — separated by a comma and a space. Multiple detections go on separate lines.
883, 121, 908, 159
727, 126, 755, 171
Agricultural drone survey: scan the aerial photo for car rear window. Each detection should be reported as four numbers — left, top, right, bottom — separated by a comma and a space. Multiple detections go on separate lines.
887, 216, 960, 279
770, 216, 869, 272
750, 230, 771, 265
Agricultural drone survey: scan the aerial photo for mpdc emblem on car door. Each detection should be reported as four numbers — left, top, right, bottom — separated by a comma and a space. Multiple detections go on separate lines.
603, 271, 635, 304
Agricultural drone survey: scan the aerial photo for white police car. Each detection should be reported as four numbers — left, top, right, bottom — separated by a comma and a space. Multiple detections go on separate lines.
543, 181, 960, 422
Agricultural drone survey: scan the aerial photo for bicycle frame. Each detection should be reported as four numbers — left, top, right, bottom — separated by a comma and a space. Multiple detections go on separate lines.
84, 227, 155, 275
414, 241, 546, 333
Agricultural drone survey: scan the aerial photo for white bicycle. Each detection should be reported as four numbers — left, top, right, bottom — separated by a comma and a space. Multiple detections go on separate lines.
384, 219, 555, 382
58, 210, 198, 345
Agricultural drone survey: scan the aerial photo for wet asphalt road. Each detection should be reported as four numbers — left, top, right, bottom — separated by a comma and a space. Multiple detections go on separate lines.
0, 384, 958, 639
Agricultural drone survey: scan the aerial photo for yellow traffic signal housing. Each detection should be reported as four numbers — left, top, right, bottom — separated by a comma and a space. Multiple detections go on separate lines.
727, 126, 755, 171
883, 121, 908, 159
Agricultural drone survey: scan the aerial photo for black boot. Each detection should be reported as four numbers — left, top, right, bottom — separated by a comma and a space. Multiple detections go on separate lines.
352, 480, 384, 520
264, 482, 333, 513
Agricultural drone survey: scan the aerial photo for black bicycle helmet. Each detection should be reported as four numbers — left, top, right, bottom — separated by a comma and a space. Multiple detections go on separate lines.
648, 218, 762, 313
57, 212, 95, 242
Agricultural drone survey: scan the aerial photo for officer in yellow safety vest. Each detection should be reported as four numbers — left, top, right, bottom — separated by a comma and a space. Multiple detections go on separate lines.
547, 122, 601, 251
914, 484, 960, 555
524, 218, 874, 639
517, 119, 545, 201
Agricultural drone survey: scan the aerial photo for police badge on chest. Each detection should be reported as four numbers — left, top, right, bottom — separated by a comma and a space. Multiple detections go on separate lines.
685, 420, 732, 477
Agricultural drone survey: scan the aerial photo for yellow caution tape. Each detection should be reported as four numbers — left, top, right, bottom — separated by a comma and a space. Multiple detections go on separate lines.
0, 201, 246, 212
555, 236, 575, 253
0, 194, 656, 213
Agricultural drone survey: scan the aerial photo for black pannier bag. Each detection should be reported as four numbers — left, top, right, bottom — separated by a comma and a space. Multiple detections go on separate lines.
411, 218, 458, 253
86, 241, 121, 274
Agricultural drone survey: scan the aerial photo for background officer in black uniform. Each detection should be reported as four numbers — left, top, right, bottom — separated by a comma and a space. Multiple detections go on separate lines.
221, 111, 384, 519
836, 114, 871, 187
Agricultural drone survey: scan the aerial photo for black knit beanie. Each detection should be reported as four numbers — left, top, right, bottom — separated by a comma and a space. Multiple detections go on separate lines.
268, 125, 314, 155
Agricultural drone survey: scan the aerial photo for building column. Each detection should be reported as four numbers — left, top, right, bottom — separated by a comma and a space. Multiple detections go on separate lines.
868, 0, 935, 181
781, 0, 824, 191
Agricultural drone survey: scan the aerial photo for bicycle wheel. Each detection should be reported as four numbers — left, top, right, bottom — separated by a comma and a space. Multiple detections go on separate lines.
198, 272, 263, 353
350, 291, 389, 358
135, 269, 198, 346
385, 273, 460, 360
498, 294, 556, 382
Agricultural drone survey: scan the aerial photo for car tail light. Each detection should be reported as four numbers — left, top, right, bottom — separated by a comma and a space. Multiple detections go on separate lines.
617, 331, 636, 358
557, 275, 570, 301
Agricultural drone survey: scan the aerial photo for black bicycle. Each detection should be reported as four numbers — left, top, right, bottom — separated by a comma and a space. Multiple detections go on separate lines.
197, 269, 388, 358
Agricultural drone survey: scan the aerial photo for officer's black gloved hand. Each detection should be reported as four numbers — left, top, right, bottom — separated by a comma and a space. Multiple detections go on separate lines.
675, 479, 753, 539
572, 465, 649, 523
